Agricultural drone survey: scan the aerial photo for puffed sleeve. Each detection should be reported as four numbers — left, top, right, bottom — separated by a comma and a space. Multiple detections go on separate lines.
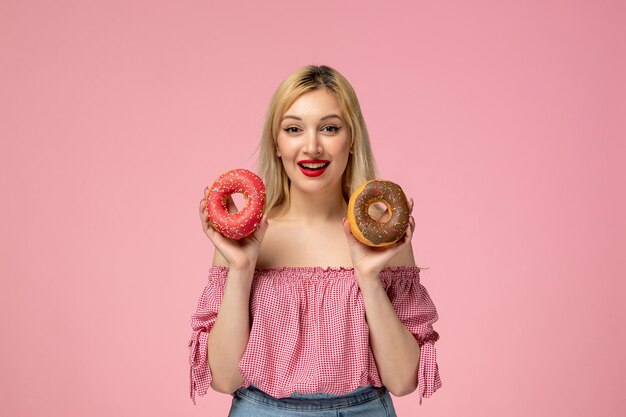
188, 267, 227, 404
381, 267, 442, 405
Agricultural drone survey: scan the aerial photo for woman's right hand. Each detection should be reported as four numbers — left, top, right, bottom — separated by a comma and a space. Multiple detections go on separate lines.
199, 187, 269, 271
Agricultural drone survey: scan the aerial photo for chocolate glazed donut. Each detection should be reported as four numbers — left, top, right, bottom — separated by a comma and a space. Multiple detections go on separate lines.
347, 180, 410, 247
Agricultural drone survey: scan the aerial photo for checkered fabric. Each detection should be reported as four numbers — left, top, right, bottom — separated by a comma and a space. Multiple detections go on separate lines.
188, 266, 441, 405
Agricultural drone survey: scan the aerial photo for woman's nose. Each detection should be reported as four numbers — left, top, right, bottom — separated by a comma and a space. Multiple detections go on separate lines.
304, 130, 322, 154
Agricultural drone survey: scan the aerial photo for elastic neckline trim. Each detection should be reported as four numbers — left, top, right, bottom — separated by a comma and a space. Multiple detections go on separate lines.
210, 265, 421, 273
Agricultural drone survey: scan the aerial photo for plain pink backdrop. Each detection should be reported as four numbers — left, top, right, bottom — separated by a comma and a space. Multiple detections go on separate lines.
1, 1, 624, 416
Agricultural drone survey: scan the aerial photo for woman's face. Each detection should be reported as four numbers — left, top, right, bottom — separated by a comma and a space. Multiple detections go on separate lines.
276, 88, 351, 197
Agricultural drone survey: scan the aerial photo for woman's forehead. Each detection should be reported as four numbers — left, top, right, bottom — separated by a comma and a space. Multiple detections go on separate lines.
282, 89, 343, 120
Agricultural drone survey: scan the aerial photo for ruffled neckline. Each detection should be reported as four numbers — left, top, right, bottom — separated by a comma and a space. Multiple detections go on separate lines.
208, 265, 423, 282
210, 265, 421, 273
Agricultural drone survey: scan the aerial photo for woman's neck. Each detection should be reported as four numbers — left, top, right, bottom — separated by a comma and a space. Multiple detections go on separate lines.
277, 184, 348, 224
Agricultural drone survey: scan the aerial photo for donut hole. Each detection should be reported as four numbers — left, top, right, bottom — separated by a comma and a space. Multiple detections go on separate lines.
367, 201, 391, 223
223, 193, 246, 214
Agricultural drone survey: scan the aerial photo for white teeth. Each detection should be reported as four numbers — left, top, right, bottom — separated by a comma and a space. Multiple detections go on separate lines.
301, 163, 328, 169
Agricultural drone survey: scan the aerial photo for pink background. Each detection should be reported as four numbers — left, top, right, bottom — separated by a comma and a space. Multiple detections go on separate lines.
1, 1, 624, 416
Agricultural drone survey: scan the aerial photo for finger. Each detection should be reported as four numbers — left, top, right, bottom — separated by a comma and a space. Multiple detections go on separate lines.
341, 217, 351, 235
342, 217, 360, 246
226, 195, 238, 214
381, 206, 390, 222
202, 219, 219, 241
409, 215, 415, 233
244, 214, 269, 245
388, 220, 412, 251
249, 214, 270, 244
200, 197, 212, 218
201, 215, 214, 235
199, 198, 205, 215
199, 203, 214, 237
403, 219, 414, 243
409, 198, 414, 214
200, 186, 210, 215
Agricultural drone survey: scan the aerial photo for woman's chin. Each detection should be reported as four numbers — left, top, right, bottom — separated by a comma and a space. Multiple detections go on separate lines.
291, 177, 343, 195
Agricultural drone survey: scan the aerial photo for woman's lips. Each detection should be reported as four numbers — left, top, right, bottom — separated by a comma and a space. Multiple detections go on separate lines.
298, 161, 330, 177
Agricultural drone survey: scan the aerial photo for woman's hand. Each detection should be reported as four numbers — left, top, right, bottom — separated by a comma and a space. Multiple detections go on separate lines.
199, 187, 269, 271
342, 198, 415, 281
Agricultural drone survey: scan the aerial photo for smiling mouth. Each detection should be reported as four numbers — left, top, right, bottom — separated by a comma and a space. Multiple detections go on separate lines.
297, 161, 330, 177
298, 162, 330, 170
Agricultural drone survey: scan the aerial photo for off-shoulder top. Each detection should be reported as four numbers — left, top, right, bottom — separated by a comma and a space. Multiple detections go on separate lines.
188, 266, 441, 405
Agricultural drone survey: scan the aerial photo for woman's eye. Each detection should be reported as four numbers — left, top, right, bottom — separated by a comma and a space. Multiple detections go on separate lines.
322, 125, 340, 133
284, 126, 301, 134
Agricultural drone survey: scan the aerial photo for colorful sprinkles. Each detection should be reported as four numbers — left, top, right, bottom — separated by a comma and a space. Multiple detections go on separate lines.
206, 169, 266, 240
349, 180, 409, 246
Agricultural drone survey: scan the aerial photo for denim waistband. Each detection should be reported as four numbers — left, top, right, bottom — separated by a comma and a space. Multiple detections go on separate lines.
234, 385, 387, 411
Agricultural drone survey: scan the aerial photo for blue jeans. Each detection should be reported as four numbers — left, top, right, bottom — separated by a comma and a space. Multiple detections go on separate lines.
227, 385, 397, 417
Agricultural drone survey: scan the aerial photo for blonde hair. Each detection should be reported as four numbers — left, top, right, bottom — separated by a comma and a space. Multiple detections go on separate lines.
257, 65, 377, 213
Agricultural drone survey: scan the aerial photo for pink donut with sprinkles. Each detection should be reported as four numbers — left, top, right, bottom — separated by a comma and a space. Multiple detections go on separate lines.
206, 169, 266, 240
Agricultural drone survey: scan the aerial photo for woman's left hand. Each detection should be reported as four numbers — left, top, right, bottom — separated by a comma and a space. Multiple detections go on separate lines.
342, 198, 415, 282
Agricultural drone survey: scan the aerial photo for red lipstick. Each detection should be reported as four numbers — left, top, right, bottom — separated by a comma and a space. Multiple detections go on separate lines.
297, 159, 330, 177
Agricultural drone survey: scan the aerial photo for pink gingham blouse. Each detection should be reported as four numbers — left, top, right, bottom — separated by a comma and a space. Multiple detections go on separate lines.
188, 265, 441, 405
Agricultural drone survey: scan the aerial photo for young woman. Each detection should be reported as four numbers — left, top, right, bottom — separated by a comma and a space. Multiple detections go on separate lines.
190, 65, 441, 416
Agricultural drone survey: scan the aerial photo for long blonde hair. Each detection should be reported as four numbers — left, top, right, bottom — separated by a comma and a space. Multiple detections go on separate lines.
257, 65, 377, 213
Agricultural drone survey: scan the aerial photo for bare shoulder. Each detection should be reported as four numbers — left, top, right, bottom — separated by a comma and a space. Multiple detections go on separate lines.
254, 205, 289, 268
255, 220, 288, 268
388, 243, 416, 267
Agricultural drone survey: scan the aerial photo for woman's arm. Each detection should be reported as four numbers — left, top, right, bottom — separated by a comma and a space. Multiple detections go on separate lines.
356, 245, 421, 397
343, 198, 421, 396
198, 193, 268, 394
206, 250, 254, 394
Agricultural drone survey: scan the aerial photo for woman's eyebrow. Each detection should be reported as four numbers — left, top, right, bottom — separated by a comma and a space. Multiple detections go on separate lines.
281, 114, 343, 121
